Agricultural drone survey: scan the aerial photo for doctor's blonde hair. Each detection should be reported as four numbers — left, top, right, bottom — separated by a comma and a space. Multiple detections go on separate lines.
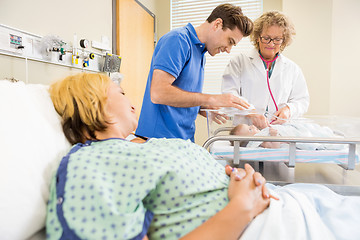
49, 72, 111, 144
250, 11, 296, 52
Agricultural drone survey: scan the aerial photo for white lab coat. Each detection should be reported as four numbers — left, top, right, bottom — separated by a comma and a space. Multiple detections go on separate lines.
222, 48, 310, 118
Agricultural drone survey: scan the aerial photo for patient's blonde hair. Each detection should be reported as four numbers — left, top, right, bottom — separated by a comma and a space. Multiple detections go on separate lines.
49, 72, 111, 144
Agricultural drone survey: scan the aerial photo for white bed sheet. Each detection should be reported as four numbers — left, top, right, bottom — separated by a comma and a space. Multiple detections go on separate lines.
240, 183, 360, 240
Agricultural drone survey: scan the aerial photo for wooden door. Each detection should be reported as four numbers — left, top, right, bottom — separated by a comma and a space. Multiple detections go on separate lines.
117, 0, 155, 118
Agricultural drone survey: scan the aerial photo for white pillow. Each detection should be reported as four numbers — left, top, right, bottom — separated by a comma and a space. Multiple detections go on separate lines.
0, 80, 70, 240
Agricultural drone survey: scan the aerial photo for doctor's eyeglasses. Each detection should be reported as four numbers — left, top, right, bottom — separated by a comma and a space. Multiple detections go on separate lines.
259, 36, 283, 45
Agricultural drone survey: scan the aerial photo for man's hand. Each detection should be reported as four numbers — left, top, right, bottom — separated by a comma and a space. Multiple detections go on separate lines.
150, 70, 252, 111
205, 93, 251, 110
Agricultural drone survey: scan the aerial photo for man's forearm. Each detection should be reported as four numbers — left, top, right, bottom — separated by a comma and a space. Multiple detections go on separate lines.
150, 69, 249, 110
151, 84, 214, 107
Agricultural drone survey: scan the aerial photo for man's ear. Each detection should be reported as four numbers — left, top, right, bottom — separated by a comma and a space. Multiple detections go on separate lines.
212, 18, 223, 30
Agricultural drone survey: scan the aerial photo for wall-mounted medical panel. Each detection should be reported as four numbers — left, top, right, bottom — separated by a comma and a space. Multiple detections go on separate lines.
0, 24, 116, 73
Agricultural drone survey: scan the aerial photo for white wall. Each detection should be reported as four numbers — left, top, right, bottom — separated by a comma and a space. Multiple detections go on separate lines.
330, 0, 360, 116
283, 0, 360, 117
263, 0, 282, 12
139, 0, 170, 42
0, 0, 112, 84
0, 0, 164, 85
283, 0, 332, 115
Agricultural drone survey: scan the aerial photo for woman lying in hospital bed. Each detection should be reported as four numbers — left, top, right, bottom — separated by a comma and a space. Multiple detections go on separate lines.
46, 73, 360, 240
230, 122, 346, 150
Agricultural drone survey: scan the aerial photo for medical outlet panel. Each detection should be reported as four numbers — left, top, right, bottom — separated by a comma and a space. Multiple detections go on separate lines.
0, 24, 114, 73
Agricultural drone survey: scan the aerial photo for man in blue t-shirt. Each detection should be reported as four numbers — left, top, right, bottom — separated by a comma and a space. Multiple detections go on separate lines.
136, 3, 254, 142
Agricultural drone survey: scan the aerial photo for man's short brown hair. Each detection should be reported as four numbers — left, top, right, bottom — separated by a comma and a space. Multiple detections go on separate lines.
207, 3, 253, 37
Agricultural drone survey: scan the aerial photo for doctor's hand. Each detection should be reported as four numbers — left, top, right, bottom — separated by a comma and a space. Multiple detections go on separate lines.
246, 113, 269, 129
205, 93, 250, 110
271, 106, 290, 125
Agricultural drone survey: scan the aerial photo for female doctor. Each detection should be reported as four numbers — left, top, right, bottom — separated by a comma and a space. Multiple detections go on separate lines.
221, 11, 309, 128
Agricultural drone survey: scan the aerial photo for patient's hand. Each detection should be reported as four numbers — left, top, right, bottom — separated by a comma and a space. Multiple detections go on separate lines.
226, 164, 271, 219
225, 164, 278, 200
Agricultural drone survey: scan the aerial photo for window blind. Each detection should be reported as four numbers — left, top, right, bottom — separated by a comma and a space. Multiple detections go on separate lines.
171, 0, 262, 94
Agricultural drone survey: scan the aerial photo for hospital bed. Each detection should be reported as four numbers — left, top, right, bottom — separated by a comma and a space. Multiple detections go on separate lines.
203, 110, 360, 168
202, 110, 360, 192
1, 80, 360, 240
203, 127, 360, 169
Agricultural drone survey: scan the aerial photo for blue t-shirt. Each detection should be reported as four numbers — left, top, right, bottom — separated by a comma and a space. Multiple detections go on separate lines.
136, 23, 207, 142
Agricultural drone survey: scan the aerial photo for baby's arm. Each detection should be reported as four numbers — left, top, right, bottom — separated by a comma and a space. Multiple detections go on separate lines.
268, 127, 278, 137
260, 127, 281, 148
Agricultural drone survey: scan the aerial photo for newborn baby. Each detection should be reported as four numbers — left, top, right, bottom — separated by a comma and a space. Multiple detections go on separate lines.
230, 124, 281, 148
230, 122, 345, 150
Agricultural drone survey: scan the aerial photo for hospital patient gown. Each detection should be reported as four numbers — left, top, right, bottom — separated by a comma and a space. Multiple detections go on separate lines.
46, 138, 230, 240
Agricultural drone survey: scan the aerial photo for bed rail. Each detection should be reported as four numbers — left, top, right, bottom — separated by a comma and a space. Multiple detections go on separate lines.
202, 134, 360, 170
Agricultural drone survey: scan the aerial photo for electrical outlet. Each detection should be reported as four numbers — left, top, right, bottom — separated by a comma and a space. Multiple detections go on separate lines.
10, 34, 22, 46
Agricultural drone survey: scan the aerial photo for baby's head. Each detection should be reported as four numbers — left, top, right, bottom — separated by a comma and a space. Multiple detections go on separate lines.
230, 124, 260, 136
229, 124, 260, 146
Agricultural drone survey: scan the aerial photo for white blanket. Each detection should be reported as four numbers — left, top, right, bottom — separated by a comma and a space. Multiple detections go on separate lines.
240, 184, 360, 240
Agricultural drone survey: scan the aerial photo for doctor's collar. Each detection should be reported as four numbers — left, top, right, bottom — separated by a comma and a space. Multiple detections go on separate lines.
258, 50, 279, 61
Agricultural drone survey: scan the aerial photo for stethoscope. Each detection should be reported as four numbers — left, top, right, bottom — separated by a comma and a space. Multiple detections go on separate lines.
259, 53, 279, 112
